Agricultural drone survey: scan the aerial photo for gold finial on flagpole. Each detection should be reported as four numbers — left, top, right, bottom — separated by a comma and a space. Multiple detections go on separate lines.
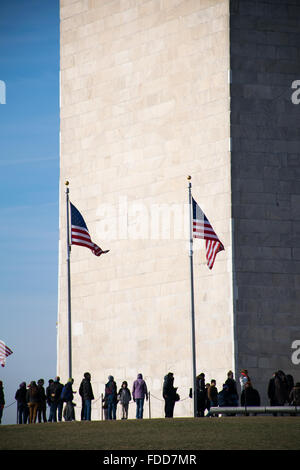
187, 175, 191, 180
65, 180, 69, 186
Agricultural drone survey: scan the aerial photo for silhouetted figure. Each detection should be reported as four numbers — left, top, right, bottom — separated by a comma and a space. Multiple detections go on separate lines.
15, 382, 28, 424
0, 381, 5, 424
163, 372, 179, 418
196, 373, 207, 417
241, 382, 260, 415
105, 375, 117, 420
37, 379, 47, 423
79, 372, 94, 421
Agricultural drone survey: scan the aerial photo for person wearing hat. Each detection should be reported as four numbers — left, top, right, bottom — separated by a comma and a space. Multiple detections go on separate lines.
239, 369, 251, 394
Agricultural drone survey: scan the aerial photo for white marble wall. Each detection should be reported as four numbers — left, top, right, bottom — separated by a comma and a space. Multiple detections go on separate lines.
58, 0, 232, 419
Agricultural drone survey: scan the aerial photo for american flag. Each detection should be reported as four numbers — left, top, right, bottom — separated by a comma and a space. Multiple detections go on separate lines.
192, 197, 224, 269
0, 340, 13, 367
70, 202, 109, 257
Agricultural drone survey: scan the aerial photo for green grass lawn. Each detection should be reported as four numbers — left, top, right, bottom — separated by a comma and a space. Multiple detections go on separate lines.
1, 416, 300, 450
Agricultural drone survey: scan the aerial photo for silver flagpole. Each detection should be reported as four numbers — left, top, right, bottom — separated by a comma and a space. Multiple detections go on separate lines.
188, 176, 197, 418
65, 181, 72, 379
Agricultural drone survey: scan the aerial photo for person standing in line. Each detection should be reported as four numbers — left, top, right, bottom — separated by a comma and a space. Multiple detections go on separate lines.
48, 378, 61, 422
132, 373, 148, 419
218, 384, 230, 407
206, 380, 218, 417
105, 375, 118, 420
37, 379, 47, 423
26, 381, 40, 424
62, 378, 76, 421
162, 372, 178, 418
225, 370, 239, 407
79, 372, 94, 421
15, 382, 28, 424
196, 373, 207, 417
54, 377, 64, 422
46, 379, 54, 420
102, 395, 109, 420
239, 369, 250, 395
289, 382, 300, 406
241, 382, 260, 415
117, 381, 131, 420
0, 381, 5, 424
274, 370, 289, 407
268, 373, 277, 404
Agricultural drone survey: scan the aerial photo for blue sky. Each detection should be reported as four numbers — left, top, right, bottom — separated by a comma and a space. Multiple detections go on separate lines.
0, 0, 59, 424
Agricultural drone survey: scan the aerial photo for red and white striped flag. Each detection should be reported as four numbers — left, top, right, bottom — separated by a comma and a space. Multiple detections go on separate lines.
192, 197, 224, 269
70, 202, 109, 256
0, 340, 13, 367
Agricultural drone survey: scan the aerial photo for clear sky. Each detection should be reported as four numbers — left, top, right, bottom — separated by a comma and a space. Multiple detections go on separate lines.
0, 0, 59, 424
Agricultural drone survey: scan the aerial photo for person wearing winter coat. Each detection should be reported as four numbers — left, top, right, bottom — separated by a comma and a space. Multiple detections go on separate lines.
0, 381, 5, 424
48, 377, 63, 422
267, 373, 277, 407
218, 384, 230, 407
289, 382, 300, 406
26, 381, 40, 424
196, 373, 207, 417
79, 372, 94, 421
37, 379, 47, 423
274, 370, 289, 406
163, 372, 178, 418
15, 382, 28, 424
206, 380, 218, 417
132, 373, 148, 419
117, 381, 131, 420
62, 378, 76, 421
105, 375, 117, 420
54, 377, 64, 422
239, 369, 250, 394
241, 382, 260, 411
225, 370, 239, 406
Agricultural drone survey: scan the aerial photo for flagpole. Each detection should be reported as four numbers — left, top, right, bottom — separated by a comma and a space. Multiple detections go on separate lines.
65, 181, 72, 379
188, 175, 197, 418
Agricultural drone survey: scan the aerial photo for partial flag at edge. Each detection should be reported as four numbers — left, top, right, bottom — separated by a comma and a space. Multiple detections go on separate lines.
0, 340, 13, 367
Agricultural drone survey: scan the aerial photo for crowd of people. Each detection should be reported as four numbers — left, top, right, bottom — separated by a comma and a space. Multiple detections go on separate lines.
0, 368, 299, 424
191, 369, 300, 417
